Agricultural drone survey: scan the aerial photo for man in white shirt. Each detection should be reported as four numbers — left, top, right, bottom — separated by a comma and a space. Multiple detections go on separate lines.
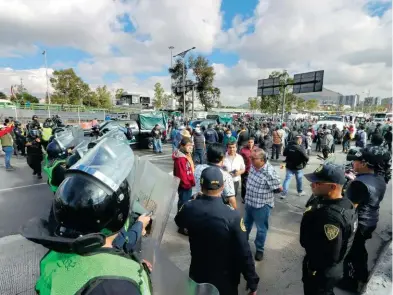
223, 138, 246, 199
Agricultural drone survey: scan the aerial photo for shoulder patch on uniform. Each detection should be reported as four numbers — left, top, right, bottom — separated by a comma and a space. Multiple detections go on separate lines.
304, 206, 312, 214
315, 165, 323, 173
324, 224, 340, 241
240, 218, 246, 232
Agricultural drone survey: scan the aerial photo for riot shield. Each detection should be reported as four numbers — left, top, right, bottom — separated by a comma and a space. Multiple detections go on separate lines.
70, 125, 85, 147
72, 139, 90, 158
53, 129, 75, 151
68, 136, 135, 192
97, 128, 128, 142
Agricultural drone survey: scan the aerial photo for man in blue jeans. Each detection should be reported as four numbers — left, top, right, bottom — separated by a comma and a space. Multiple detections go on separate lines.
244, 148, 282, 261
281, 136, 309, 199
0, 122, 15, 171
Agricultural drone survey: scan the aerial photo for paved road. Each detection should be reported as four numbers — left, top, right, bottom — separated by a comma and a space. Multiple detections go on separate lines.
0, 143, 391, 295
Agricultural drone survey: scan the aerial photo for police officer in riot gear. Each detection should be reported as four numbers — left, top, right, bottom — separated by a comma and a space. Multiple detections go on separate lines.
26, 128, 44, 179
301, 164, 358, 295
340, 147, 387, 292
22, 137, 153, 295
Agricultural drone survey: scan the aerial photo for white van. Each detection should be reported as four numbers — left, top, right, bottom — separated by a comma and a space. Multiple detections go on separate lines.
0, 99, 16, 109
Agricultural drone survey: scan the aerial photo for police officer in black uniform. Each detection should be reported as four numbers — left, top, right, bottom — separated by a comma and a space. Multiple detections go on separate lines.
301, 164, 358, 295
175, 166, 259, 295
341, 147, 387, 292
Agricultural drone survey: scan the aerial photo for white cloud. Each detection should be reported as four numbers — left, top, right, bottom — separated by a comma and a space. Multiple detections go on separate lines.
216, 0, 392, 103
0, 0, 391, 106
0, 67, 53, 98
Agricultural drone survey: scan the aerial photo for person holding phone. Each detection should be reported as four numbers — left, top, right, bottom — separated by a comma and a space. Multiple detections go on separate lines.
224, 138, 245, 200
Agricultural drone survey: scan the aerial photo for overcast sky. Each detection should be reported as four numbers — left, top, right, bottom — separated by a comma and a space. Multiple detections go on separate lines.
0, 0, 391, 105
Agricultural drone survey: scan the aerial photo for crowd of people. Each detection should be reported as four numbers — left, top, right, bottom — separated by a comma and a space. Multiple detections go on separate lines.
1, 113, 392, 295
169, 115, 391, 295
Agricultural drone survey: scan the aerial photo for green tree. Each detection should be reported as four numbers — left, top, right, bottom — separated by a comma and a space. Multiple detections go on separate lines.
115, 88, 124, 100
305, 99, 319, 111
259, 70, 293, 114
0, 92, 7, 100
296, 97, 306, 112
169, 58, 193, 111
153, 82, 168, 109
50, 68, 90, 105
248, 97, 260, 111
95, 86, 112, 109
189, 55, 221, 111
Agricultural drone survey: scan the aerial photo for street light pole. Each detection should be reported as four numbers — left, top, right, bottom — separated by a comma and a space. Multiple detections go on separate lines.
42, 49, 51, 117
173, 46, 196, 119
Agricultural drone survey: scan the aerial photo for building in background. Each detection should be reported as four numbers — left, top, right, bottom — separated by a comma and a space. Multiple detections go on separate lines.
296, 87, 342, 105
381, 97, 392, 111
116, 92, 151, 109
338, 94, 359, 108
364, 96, 381, 106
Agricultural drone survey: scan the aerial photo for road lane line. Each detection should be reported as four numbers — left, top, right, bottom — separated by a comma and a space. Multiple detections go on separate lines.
0, 183, 46, 192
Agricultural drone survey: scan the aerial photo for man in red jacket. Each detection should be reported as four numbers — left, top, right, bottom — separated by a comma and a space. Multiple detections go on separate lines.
173, 137, 195, 235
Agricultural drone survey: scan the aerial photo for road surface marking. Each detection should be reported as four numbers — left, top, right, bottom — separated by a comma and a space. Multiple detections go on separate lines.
0, 183, 46, 192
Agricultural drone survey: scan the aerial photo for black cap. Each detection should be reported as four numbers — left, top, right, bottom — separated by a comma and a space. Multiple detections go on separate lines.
200, 166, 224, 190
304, 164, 346, 186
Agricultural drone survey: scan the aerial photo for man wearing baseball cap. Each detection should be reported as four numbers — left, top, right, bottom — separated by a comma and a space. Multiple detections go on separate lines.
340, 147, 387, 292
175, 166, 259, 295
300, 164, 357, 295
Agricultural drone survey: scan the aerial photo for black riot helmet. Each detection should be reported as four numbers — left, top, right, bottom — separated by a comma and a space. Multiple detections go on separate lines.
29, 128, 40, 139
46, 140, 67, 160
14, 121, 21, 127
52, 137, 136, 238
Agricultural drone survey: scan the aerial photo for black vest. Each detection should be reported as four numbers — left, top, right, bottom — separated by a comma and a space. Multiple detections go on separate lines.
193, 133, 205, 150
350, 174, 387, 227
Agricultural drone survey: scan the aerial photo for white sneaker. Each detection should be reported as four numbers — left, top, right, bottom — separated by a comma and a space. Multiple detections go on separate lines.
298, 191, 305, 197
280, 194, 287, 199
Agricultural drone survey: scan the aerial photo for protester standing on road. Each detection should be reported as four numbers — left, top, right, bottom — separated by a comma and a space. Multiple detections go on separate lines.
244, 148, 282, 261
0, 120, 15, 171
194, 143, 237, 209
237, 124, 250, 149
173, 138, 195, 235
384, 126, 392, 151
223, 129, 233, 147
224, 138, 246, 200
192, 124, 205, 165
281, 136, 309, 199
342, 148, 387, 292
240, 138, 255, 203
151, 124, 163, 153
301, 164, 357, 295
175, 166, 259, 295
271, 126, 283, 160
355, 125, 367, 148
204, 123, 219, 145
342, 126, 351, 153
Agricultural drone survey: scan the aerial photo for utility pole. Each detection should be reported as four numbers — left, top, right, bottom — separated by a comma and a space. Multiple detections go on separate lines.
192, 84, 195, 119
281, 86, 286, 122
173, 47, 196, 119
42, 50, 51, 117
168, 46, 174, 95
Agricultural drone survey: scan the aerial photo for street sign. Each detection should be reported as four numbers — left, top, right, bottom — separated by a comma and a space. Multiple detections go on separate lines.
257, 77, 281, 96
292, 70, 324, 94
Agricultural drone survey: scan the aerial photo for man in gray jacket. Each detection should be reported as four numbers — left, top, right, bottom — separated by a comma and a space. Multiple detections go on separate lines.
321, 129, 334, 159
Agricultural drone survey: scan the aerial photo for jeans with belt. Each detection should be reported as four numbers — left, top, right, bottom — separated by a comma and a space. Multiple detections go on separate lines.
244, 204, 271, 253
2, 146, 13, 169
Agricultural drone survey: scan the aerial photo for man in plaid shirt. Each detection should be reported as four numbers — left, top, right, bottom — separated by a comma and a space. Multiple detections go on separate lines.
245, 148, 282, 261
